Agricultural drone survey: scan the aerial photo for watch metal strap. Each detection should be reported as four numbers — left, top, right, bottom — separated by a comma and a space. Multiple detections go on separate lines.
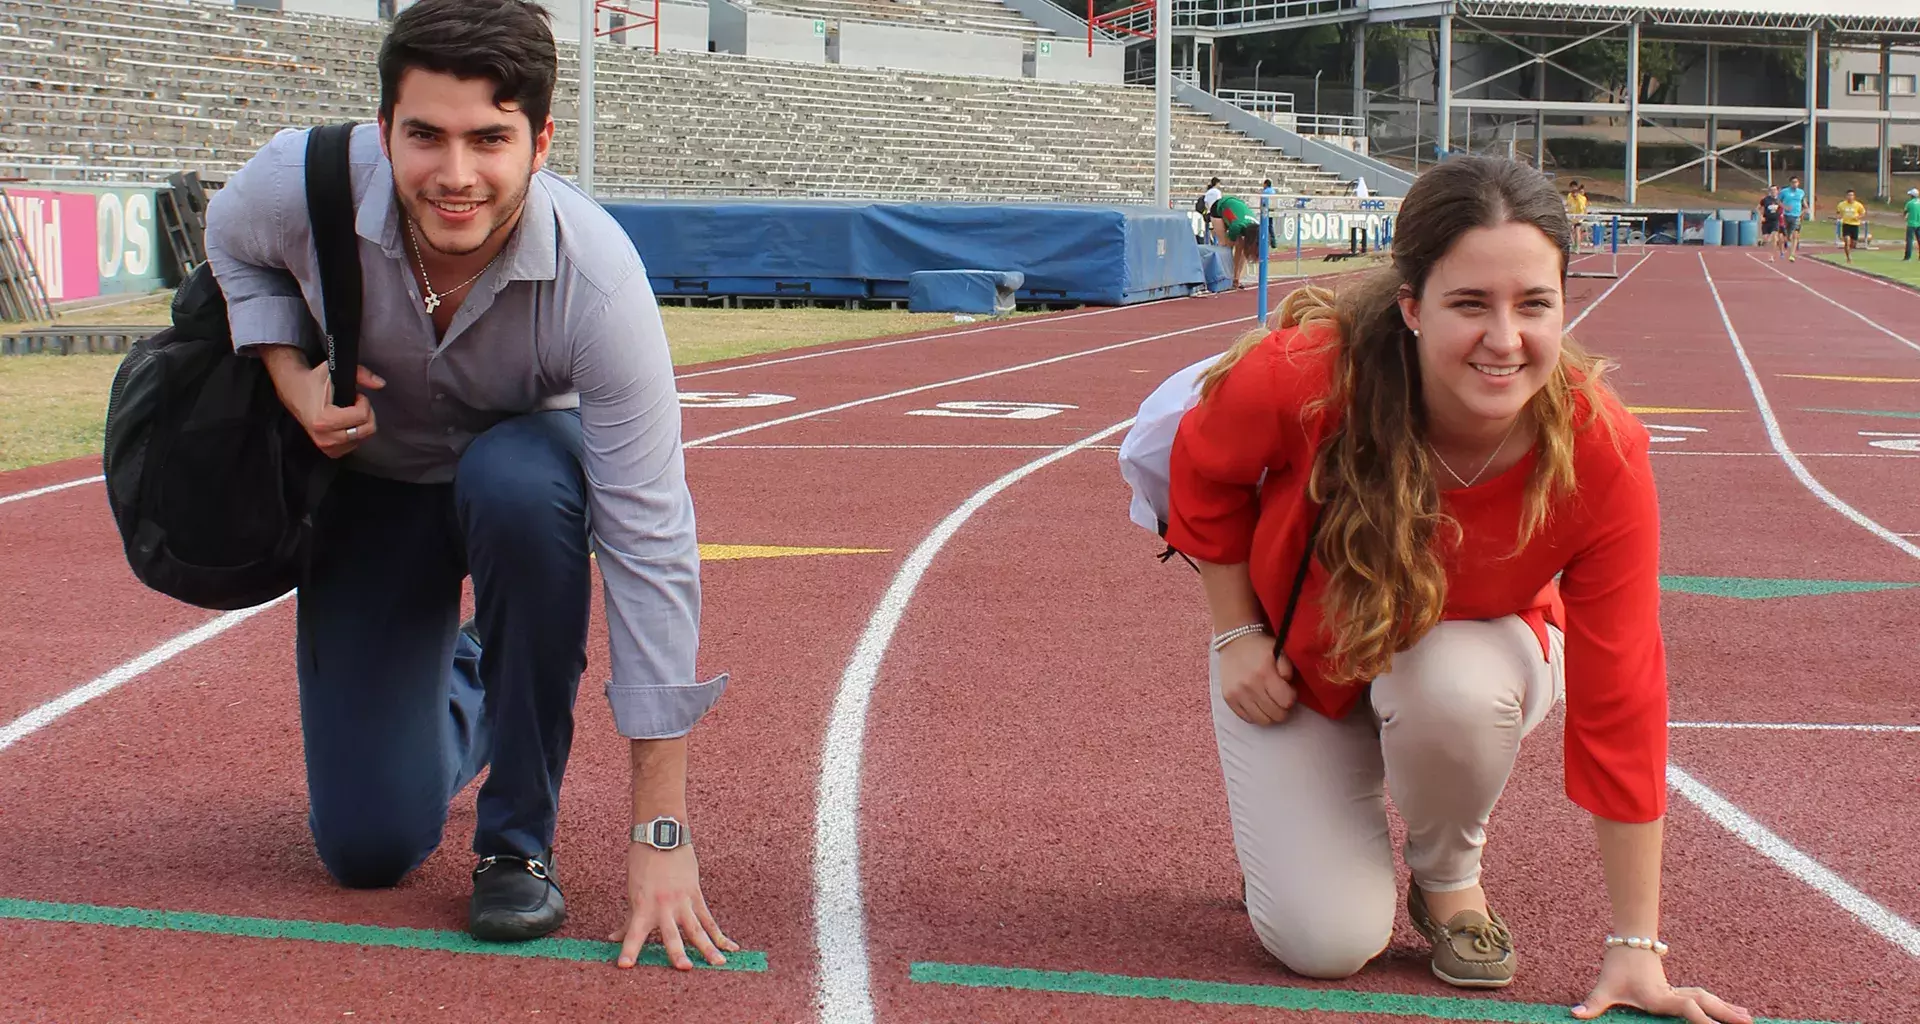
632, 816, 687, 849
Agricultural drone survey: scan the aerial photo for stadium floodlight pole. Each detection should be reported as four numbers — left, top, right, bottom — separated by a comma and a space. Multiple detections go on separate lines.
1154, 0, 1170, 209
579, 0, 596, 196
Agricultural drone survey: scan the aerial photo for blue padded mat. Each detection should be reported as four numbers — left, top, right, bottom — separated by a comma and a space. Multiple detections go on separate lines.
601, 199, 1205, 306
1198, 245, 1232, 293
907, 269, 1024, 314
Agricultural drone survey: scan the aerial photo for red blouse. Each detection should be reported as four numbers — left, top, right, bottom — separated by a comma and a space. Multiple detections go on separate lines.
1166, 325, 1669, 823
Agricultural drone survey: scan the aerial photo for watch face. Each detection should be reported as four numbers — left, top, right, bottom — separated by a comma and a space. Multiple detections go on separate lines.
649, 818, 681, 849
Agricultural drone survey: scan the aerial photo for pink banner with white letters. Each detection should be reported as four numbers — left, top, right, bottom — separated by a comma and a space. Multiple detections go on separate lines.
5, 188, 103, 302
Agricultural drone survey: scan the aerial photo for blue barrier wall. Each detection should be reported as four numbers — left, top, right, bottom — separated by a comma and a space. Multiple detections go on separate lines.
601, 199, 1207, 306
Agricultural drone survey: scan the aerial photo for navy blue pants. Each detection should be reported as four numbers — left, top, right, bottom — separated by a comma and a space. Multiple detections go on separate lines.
295, 410, 590, 888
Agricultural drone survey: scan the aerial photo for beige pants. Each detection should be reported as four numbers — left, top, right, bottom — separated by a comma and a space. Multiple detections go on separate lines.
1209, 616, 1565, 979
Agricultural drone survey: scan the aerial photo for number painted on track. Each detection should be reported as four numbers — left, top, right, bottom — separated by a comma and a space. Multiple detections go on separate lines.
679, 392, 797, 409
1643, 424, 1707, 444
905, 401, 1079, 420
1860, 431, 1920, 453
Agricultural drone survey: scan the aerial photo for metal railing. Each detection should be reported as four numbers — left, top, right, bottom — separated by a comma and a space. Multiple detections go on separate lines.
1100, 0, 1361, 34
1124, 63, 1196, 86
1215, 88, 1295, 118
1290, 112, 1366, 136
1214, 90, 1366, 136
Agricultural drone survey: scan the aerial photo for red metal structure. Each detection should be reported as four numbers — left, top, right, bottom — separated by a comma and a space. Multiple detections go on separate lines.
1088, 0, 1154, 57
594, 0, 661, 53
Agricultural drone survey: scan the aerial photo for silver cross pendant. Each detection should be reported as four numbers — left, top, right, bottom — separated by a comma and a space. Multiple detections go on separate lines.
424, 292, 441, 314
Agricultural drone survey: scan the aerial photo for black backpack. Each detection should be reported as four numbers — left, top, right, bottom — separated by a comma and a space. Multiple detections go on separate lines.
102, 122, 363, 611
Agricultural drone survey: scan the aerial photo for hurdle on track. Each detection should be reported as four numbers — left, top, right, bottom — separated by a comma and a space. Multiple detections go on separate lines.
1567, 213, 1651, 280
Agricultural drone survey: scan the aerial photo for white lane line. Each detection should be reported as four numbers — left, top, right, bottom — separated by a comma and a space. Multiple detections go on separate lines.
0, 474, 103, 507
687, 446, 1920, 459
1565, 245, 1652, 332
4, 289, 1260, 510
812, 418, 1138, 1024
675, 268, 1316, 382
1697, 254, 1920, 560
695, 444, 1094, 451
1672, 721, 1920, 733
0, 594, 293, 753
673, 304, 1133, 381
1, 318, 1221, 746
1667, 765, 1920, 958
1744, 253, 1920, 355
684, 318, 1241, 449
1651, 450, 1920, 459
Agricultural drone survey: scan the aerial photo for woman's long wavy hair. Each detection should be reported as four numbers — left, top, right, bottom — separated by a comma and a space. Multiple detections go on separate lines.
1196, 155, 1620, 685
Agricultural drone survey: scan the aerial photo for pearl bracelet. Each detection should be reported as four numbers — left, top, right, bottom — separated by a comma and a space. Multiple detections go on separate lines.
1210, 623, 1272, 652
1604, 935, 1669, 956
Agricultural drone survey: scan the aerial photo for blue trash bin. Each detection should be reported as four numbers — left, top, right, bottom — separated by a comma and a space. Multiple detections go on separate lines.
1738, 219, 1759, 246
1702, 216, 1722, 246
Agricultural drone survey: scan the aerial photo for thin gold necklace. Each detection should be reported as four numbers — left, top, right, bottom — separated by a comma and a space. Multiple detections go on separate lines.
1430, 415, 1522, 489
406, 215, 501, 314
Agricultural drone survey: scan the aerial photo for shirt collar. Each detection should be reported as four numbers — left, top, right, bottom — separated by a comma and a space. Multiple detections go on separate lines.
355, 152, 558, 283
495, 175, 558, 283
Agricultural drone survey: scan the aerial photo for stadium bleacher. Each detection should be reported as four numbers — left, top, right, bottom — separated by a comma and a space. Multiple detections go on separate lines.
0, 0, 1349, 202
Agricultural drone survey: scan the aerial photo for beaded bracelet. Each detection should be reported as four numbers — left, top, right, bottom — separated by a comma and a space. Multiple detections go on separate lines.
1604, 935, 1670, 956
1210, 623, 1272, 652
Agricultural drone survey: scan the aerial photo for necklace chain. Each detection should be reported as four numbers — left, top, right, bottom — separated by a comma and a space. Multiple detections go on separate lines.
1430, 415, 1523, 490
406, 215, 501, 315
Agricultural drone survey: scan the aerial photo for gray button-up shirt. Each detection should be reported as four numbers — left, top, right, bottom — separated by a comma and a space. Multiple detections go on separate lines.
203, 122, 724, 739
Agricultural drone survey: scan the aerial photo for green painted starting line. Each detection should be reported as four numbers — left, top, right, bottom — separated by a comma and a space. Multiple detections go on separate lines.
1801, 407, 1920, 421
0, 897, 767, 972
1659, 575, 1918, 599
908, 962, 1856, 1024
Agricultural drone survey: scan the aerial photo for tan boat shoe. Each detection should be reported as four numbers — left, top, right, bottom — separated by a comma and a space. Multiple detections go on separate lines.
1408, 884, 1517, 989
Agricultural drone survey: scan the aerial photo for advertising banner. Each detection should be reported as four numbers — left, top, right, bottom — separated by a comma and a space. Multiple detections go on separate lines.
4, 185, 171, 303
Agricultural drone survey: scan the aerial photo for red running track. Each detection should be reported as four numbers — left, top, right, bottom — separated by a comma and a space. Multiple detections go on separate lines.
2, 258, 1916, 1022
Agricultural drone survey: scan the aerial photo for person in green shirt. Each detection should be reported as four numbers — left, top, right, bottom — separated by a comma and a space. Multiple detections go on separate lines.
1905, 187, 1920, 261
1208, 193, 1265, 289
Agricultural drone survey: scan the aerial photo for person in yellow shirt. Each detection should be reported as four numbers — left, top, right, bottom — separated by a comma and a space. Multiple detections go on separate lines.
1837, 190, 1867, 264
1565, 181, 1589, 252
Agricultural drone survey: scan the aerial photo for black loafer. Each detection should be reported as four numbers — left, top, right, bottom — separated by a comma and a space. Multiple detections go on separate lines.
468, 850, 565, 941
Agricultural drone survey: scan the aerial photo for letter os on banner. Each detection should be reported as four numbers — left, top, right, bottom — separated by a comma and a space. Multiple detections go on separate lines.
96, 190, 155, 280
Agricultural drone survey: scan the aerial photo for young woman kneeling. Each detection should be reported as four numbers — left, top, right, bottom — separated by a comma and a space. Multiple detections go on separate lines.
1165, 155, 1751, 1023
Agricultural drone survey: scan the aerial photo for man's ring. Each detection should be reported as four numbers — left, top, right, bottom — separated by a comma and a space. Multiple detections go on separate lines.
346, 426, 358, 438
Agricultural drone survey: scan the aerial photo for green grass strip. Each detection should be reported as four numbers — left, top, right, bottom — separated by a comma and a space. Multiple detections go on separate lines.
1800, 407, 1920, 421
1811, 252, 1920, 291
0, 897, 767, 972
1660, 575, 1919, 599
909, 962, 1855, 1023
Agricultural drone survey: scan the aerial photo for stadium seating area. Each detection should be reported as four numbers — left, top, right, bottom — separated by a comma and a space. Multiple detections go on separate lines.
0, 0, 1349, 201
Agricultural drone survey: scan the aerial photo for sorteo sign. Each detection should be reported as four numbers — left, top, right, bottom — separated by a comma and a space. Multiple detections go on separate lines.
5, 185, 172, 302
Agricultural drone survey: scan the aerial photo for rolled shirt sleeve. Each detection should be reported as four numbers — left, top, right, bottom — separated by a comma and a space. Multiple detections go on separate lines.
201, 126, 317, 353
570, 269, 726, 739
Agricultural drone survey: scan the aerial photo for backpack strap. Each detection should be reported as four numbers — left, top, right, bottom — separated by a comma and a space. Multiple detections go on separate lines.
1161, 499, 1323, 644
1274, 501, 1326, 647
304, 122, 363, 408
